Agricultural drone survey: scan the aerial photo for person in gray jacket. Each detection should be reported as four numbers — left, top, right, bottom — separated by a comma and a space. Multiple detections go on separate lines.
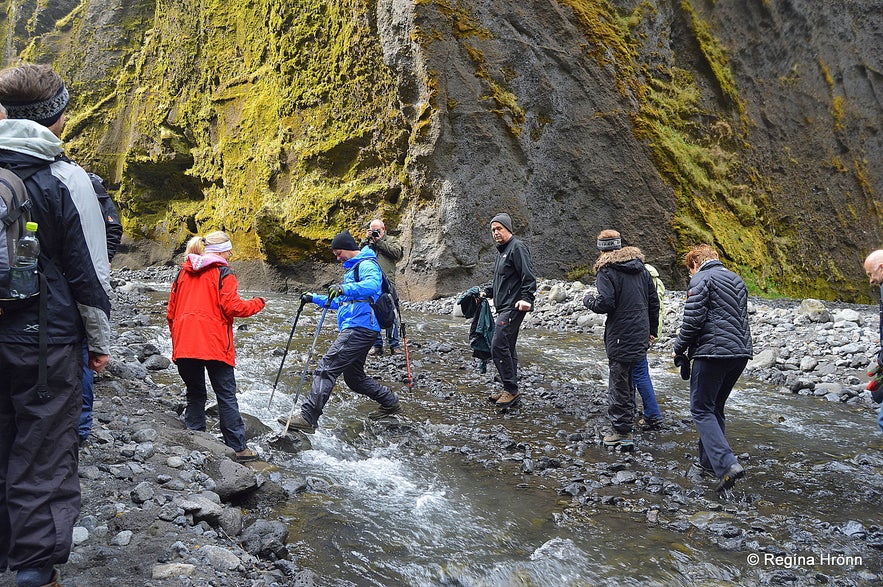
673, 244, 752, 492
0, 64, 111, 587
481, 213, 537, 407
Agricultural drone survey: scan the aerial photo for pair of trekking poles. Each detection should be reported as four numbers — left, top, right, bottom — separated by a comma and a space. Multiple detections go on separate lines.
268, 297, 413, 436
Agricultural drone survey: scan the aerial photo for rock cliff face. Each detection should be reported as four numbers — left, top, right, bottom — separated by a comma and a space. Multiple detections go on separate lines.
2, 0, 880, 300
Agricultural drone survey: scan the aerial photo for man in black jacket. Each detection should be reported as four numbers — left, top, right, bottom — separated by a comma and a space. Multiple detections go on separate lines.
0, 64, 111, 587
481, 213, 537, 407
673, 244, 752, 492
583, 230, 659, 449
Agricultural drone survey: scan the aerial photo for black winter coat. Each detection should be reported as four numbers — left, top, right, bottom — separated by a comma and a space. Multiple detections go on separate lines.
483, 236, 537, 312
673, 260, 753, 359
583, 247, 659, 362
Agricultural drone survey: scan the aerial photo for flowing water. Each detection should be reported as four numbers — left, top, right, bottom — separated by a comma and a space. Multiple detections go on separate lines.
139, 286, 883, 586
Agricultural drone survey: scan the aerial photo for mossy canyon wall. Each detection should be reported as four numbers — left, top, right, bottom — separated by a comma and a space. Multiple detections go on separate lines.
2, 0, 881, 301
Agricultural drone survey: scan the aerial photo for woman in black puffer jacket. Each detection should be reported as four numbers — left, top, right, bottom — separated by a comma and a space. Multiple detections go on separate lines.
673, 244, 752, 492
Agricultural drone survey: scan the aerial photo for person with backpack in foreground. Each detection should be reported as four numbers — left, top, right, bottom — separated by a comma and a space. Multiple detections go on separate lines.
480, 213, 537, 408
282, 230, 402, 434
167, 231, 266, 463
0, 65, 111, 587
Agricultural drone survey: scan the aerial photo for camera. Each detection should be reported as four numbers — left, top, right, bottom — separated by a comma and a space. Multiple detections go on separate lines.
371, 229, 381, 238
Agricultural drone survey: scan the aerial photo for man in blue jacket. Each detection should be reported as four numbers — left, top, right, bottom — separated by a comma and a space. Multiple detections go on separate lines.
283, 231, 402, 433
0, 64, 111, 587
673, 244, 752, 492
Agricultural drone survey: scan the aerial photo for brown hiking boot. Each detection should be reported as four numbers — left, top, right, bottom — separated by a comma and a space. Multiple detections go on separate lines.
495, 391, 521, 407
486, 391, 502, 403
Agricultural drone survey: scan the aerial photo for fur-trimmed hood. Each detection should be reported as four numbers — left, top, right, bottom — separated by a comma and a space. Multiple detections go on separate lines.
593, 246, 645, 273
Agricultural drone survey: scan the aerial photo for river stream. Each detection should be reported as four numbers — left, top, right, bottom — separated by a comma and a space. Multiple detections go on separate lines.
138, 286, 882, 586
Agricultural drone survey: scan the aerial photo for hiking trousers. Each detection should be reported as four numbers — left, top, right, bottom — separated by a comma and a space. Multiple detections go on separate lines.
491, 309, 525, 393
0, 342, 82, 572
176, 359, 248, 452
690, 357, 748, 476
302, 327, 399, 426
608, 359, 637, 434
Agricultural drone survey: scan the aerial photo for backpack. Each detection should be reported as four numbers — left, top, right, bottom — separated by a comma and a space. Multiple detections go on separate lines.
353, 258, 400, 329
0, 166, 40, 302
0, 164, 51, 401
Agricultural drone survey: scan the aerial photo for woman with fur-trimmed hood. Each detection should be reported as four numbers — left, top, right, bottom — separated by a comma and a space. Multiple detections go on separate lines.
583, 230, 659, 448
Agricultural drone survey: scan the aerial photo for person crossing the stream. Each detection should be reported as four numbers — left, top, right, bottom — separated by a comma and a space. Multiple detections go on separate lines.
583, 229, 659, 450
480, 213, 537, 408
283, 230, 402, 434
167, 231, 266, 463
673, 244, 752, 492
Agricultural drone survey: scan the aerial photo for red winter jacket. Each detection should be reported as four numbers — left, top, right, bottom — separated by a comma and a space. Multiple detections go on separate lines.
167, 254, 265, 366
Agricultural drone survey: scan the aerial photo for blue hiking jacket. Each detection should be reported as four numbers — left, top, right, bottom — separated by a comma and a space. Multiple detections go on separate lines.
311, 247, 382, 332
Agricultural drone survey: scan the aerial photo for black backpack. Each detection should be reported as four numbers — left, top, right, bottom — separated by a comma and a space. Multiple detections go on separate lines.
0, 163, 51, 401
353, 258, 400, 329
0, 165, 41, 302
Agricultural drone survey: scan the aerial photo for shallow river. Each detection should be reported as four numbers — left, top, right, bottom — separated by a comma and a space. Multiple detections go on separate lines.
140, 287, 883, 586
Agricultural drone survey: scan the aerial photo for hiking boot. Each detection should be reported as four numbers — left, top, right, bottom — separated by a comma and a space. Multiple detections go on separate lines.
495, 391, 521, 407
602, 431, 633, 448
638, 416, 663, 431
368, 346, 383, 357
486, 391, 502, 403
16, 568, 60, 587
715, 462, 745, 492
369, 402, 402, 419
234, 448, 259, 463
388, 347, 400, 355
283, 414, 316, 434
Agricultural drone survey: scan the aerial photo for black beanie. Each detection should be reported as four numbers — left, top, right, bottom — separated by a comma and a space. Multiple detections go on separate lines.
330, 230, 359, 251
490, 213, 513, 234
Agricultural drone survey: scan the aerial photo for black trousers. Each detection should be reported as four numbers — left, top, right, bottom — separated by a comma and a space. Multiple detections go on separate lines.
301, 327, 399, 426
0, 342, 81, 572
491, 309, 526, 393
690, 357, 748, 476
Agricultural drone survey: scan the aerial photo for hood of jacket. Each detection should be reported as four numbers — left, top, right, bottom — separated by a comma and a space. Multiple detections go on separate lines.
0, 119, 63, 164
184, 253, 229, 273
593, 246, 645, 273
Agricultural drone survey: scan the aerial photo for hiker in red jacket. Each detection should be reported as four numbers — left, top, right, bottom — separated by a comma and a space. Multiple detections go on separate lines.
167, 230, 266, 462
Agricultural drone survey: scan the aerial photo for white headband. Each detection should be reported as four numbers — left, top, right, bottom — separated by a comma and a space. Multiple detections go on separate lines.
205, 241, 232, 253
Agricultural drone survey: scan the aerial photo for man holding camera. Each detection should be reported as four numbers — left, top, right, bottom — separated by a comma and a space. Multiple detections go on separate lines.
360, 219, 403, 356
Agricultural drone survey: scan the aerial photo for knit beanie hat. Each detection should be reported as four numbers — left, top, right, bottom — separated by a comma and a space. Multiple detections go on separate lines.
330, 230, 360, 251
490, 213, 513, 234
596, 229, 622, 251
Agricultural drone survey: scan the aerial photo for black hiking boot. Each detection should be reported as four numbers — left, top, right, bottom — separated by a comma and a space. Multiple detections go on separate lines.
715, 462, 745, 492
369, 402, 402, 419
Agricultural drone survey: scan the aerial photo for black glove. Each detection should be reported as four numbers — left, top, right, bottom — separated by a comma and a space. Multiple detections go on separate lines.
674, 354, 691, 380
582, 293, 596, 308
300, 293, 313, 304
328, 284, 344, 300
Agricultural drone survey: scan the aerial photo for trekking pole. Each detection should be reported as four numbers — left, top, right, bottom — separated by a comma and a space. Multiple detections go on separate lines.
267, 298, 307, 409
282, 300, 331, 436
401, 319, 413, 390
